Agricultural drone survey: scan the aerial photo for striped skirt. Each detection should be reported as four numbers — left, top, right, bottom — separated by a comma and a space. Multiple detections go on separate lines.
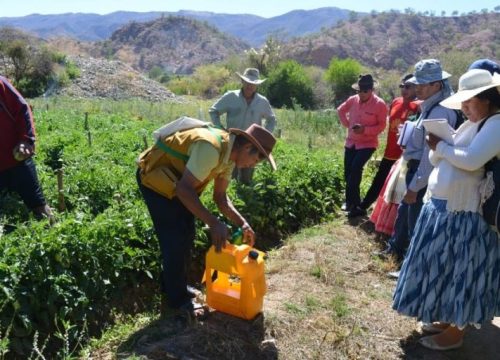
392, 198, 500, 328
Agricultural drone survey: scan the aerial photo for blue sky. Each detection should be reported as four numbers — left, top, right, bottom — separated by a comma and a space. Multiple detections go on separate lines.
2, 0, 499, 18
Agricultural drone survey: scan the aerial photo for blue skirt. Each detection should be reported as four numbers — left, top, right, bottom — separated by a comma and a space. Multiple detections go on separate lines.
392, 198, 500, 328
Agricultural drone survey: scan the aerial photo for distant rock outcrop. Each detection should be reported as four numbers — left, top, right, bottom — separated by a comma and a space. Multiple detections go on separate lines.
57, 56, 180, 102
99, 16, 249, 74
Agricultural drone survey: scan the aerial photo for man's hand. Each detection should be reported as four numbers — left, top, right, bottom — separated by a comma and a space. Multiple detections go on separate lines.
426, 133, 442, 151
12, 141, 34, 161
210, 220, 229, 252
241, 222, 255, 247
403, 189, 418, 204
352, 124, 365, 134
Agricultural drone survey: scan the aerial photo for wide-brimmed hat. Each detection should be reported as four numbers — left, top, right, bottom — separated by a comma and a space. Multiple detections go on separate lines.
229, 124, 277, 170
236, 68, 266, 85
468, 59, 500, 75
440, 69, 500, 109
352, 74, 377, 91
407, 59, 451, 84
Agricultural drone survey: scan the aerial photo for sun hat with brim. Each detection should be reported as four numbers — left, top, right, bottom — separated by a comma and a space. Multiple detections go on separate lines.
229, 124, 277, 170
440, 69, 500, 109
407, 59, 451, 85
352, 74, 378, 91
236, 68, 266, 85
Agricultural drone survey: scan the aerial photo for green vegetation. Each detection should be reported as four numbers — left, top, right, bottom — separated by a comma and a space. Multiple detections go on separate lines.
324, 58, 363, 105
0, 98, 345, 358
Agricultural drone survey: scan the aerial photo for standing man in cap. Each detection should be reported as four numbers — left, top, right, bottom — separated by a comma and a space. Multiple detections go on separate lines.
137, 121, 276, 317
337, 74, 388, 218
379, 59, 458, 273
209, 68, 276, 184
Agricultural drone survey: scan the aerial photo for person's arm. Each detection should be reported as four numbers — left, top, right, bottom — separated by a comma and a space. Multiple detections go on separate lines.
213, 176, 255, 246
262, 99, 276, 132
0, 77, 36, 158
362, 101, 388, 136
175, 170, 229, 252
209, 92, 230, 128
434, 118, 500, 171
336, 97, 352, 128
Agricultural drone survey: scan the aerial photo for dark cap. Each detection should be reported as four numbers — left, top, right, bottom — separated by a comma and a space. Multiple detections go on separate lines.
352, 74, 377, 91
468, 59, 500, 75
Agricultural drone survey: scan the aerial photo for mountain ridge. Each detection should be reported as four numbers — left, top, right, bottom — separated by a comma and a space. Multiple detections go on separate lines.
0, 8, 353, 46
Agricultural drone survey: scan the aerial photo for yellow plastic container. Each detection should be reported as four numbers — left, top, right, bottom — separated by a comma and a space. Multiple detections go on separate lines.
203, 243, 266, 320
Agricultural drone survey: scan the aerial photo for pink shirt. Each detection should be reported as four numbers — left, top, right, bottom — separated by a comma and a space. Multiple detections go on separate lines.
337, 93, 388, 149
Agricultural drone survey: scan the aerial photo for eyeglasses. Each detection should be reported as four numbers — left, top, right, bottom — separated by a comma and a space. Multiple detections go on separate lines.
399, 84, 413, 89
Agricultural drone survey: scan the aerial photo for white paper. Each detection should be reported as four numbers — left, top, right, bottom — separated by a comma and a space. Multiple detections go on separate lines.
422, 118, 455, 145
397, 121, 415, 147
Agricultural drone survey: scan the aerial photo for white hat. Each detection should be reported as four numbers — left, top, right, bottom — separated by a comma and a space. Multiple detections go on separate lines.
236, 68, 266, 85
440, 69, 500, 109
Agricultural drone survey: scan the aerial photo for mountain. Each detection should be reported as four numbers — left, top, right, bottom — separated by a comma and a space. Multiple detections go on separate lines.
99, 16, 249, 74
0, 8, 353, 46
281, 11, 500, 71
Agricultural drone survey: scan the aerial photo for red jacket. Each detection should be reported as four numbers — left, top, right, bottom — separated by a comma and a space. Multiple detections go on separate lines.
383, 98, 420, 160
0, 76, 36, 172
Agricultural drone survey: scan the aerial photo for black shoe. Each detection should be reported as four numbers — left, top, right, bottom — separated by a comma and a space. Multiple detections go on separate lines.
347, 206, 367, 218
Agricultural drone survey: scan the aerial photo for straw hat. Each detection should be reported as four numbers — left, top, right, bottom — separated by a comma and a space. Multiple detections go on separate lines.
236, 68, 266, 85
229, 124, 277, 170
440, 69, 500, 109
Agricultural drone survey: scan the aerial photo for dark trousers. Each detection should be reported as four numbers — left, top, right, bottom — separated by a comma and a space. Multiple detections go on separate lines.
0, 158, 46, 210
387, 160, 426, 260
344, 146, 375, 209
361, 157, 397, 209
136, 170, 195, 308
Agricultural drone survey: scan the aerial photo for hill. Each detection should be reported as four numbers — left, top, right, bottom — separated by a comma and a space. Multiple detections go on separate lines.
0, 8, 353, 46
282, 11, 500, 71
98, 16, 249, 74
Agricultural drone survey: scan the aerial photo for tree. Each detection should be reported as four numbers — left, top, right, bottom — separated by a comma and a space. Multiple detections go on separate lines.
263, 60, 314, 109
324, 57, 362, 105
0, 39, 54, 97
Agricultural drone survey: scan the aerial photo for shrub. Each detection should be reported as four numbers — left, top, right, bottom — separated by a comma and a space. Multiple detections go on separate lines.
263, 60, 314, 109
324, 57, 362, 105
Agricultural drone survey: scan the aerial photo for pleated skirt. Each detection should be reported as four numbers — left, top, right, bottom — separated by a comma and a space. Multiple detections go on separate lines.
392, 198, 500, 328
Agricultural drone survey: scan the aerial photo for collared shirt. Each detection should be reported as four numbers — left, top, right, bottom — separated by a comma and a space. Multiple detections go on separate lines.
403, 91, 458, 192
186, 134, 235, 182
383, 98, 419, 160
209, 89, 276, 132
337, 93, 388, 149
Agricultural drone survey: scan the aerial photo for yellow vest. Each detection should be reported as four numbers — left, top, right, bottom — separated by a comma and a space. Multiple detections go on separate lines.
138, 127, 230, 198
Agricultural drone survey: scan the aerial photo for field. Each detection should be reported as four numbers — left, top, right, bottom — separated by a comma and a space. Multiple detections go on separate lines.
0, 97, 350, 358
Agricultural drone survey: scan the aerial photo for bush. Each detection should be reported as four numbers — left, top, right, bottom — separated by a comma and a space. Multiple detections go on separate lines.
324, 57, 362, 105
263, 60, 315, 109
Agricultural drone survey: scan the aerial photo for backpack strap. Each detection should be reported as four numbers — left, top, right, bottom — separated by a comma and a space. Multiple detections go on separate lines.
155, 125, 223, 162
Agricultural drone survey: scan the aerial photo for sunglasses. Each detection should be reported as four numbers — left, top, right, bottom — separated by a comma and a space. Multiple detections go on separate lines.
399, 84, 413, 89
356, 89, 371, 94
